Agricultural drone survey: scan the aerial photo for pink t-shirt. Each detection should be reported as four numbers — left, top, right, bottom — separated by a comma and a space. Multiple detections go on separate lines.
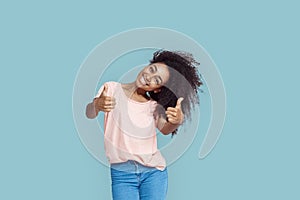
95, 81, 166, 171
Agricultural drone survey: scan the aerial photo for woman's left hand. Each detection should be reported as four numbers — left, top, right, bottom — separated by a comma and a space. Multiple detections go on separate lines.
165, 97, 184, 125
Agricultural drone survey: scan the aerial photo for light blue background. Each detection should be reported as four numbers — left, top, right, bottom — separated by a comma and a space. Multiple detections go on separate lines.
1, 0, 299, 199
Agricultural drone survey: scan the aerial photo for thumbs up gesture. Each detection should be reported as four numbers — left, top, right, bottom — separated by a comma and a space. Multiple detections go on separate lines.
165, 97, 184, 125
94, 84, 116, 113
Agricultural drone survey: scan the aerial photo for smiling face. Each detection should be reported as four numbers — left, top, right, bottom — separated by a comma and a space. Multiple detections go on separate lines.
135, 62, 170, 92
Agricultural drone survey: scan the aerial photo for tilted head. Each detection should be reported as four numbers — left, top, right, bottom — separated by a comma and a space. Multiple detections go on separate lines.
147, 50, 203, 135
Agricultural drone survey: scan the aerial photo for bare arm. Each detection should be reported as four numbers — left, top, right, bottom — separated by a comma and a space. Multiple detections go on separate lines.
156, 116, 182, 135
156, 97, 184, 135
86, 99, 99, 119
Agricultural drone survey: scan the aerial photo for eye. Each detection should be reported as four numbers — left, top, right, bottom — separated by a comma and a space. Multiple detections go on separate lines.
155, 78, 160, 85
149, 67, 154, 73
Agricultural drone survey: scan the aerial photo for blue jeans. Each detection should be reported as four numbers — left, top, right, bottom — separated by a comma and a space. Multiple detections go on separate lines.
110, 160, 168, 200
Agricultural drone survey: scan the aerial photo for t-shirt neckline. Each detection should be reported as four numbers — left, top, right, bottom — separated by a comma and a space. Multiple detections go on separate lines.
118, 83, 151, 105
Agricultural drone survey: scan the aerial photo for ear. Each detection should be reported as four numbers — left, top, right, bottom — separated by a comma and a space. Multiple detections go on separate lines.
154, 89, 161, 93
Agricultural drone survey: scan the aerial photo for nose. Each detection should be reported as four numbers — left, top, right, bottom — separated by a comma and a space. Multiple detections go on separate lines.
144, 74, 150, 82
149, 77, 157, 85
144, 74, 157, 85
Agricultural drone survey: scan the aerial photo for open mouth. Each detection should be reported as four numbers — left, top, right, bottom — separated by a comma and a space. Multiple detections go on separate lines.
140, 75, 149, 86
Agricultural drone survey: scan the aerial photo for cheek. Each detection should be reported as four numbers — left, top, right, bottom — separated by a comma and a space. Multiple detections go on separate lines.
160, 71, 170, 85
164, 74, 170, 83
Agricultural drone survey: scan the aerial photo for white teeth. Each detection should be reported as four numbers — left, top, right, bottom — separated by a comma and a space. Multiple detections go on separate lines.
140, 76, 146, 85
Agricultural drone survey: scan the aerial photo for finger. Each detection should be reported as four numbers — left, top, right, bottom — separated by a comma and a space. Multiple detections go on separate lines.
103, 107, 114, 112
103, 98, 116, 105
111, 97, 116, 103
103, 105, 115, 109
167, 107, 177, 112
103, 100, 116, 107
166, 115, 172, 122
104, 99, 116, 105
166, 110, 177, 117
104, 96, 114, 101
167, 117, 177, 124
175, 97, 184, 109
101, 84, 108, 97
168, 115, 182, 124
110, 101, 116, 106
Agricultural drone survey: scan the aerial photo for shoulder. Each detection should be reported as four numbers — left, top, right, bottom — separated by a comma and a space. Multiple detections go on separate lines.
104, 81, 119, 87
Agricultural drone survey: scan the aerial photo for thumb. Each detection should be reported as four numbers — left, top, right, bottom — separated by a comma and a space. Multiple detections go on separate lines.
175, 97, 184, 109
101, 84, 108, 97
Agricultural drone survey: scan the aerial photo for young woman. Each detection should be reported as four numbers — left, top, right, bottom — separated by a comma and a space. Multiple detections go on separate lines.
86, 50, 202, 200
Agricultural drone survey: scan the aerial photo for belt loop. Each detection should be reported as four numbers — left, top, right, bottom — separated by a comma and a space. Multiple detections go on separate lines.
133, 161, 139, 173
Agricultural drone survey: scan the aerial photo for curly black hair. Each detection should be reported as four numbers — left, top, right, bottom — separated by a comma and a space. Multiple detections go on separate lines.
148, 50, 203, 136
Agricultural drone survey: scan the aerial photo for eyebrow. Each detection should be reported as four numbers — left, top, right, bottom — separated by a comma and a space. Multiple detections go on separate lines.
152, 64, 157, 72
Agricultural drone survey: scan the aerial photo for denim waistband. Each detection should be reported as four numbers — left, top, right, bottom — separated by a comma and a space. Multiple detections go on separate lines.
110, 160, 158, 173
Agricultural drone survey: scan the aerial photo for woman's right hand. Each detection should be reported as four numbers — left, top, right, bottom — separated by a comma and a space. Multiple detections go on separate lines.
94, 84, 116, 113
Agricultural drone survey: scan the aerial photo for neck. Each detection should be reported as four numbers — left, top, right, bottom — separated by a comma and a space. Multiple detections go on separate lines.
124, 82, 148, 97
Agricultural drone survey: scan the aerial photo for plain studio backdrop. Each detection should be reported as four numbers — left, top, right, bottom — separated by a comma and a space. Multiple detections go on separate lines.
0, 1, 299, 199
